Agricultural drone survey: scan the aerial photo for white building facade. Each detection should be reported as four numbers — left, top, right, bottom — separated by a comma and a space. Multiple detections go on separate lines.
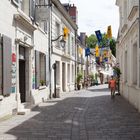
50, 0, 77, 96
0, 0, 51, 117
116, 0, 140, 111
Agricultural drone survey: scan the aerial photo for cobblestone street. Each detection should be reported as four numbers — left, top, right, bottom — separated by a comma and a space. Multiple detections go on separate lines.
1, 84, 140, 140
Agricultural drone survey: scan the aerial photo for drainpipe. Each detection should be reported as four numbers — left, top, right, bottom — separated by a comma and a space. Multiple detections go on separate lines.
48, 0, 52, 98
139, 0, 140, 87
75, 30, 77, 90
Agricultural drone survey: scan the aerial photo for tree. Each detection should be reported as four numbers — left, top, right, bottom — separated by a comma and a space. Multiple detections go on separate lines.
109, 38, 116, 57
86, 34, 97, 48
86, 33, 116, 56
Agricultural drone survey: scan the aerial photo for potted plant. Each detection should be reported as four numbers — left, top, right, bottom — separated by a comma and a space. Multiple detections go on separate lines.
76, 72, 83, 90
40, 80, 46, 86
89, 73, 95, 86
95, 73, 98, 85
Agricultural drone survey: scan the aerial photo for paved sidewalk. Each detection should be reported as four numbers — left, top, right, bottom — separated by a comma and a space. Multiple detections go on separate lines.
0, 84, 140, 140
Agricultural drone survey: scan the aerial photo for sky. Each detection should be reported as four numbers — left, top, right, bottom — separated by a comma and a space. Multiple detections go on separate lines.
60, 0, 119, 38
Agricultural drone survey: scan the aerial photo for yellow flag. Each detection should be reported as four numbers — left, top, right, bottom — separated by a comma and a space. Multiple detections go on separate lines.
100, 56, 102, 62
78, 47, 83, 55
103, 50, 107, 58
107, 25, 112, 39
95, 45, 99, 57
63, 27, 69, 40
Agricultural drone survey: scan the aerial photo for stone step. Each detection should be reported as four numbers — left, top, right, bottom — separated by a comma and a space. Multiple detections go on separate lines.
17, 108, 30, 115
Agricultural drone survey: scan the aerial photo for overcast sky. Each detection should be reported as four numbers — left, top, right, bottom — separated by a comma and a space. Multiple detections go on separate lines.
60, 0, 119, 38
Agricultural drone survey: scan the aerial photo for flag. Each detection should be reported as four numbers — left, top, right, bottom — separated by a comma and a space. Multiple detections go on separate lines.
85, 47, 90, 56
100, 56, 102, 63
78, 47, 83, 55
103, 50, 107, 58
95, 45, 99, 57
95, 30, 102, 42
107, 25, 112, 39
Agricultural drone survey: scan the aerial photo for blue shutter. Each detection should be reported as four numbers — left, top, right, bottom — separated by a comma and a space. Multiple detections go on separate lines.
2, 35, 12, 96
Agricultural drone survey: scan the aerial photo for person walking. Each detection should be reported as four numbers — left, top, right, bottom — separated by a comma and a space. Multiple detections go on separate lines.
109, 76, 116, 98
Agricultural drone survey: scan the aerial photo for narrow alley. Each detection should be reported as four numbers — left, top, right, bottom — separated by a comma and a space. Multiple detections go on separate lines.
0, 84, 140, 140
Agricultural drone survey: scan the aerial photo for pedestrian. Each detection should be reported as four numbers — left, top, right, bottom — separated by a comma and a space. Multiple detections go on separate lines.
108, 76, 116, 98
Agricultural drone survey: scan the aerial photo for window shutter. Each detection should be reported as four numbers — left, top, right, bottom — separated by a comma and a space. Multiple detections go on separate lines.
45, 54, 49, 84
0, 34, 2, 95
30, 0, 35, 20
35, 50, 40, 88
2, 35, 12, 96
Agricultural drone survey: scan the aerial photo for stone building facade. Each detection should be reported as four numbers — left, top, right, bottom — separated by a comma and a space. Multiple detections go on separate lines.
0, 0, 77, 117
116, 0, 140, 111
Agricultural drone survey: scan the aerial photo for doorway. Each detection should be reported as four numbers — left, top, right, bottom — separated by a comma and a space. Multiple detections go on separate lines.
19, 46, 26, 103
19, 60, 26, 103
62, 62, 66, 92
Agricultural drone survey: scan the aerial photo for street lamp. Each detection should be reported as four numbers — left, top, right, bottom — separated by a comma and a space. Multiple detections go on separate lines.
51, 35, 66, 48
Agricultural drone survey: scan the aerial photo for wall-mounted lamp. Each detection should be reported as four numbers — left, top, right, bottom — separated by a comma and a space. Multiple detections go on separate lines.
51, 35, 66, 48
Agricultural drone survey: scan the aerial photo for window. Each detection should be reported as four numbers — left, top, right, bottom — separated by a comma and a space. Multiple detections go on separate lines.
72, 37, 75, 56
56, 61, 60, 85
67, 64, 70, 83
55, 22, 60, 47
68, 34, 70, 54
30, 0, 35, 20
72, 65, 74, 82
12, 0, 34, 18
124, 51, 127, 82
40, 53, 46, 83
35, 50, 46, 88
44, 21, 48, 33
40, 21, 47, 32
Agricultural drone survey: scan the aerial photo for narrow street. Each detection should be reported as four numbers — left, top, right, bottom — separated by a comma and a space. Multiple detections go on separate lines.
1, 84, 140, 140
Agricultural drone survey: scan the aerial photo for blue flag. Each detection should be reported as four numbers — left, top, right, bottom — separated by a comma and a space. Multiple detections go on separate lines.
95, 30, 102, 43
85, 47, 90, 56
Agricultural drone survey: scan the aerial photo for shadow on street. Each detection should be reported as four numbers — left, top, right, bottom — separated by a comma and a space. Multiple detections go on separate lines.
87, 87, 110, 92
2, 93, 140, 140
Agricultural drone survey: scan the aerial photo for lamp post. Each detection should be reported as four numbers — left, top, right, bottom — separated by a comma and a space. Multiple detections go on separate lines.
51, 35, 66, 98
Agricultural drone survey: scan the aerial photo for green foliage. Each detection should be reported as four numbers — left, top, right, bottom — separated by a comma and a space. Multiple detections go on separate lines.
89, 73, 94, 80
40, 80, 46, 86
109, 38, 116, 57
95, 73, 98, 80
86, 33, 116, 56
86, 34, 97, 48
113, 66, 121, 77
76, 72, 83, 84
